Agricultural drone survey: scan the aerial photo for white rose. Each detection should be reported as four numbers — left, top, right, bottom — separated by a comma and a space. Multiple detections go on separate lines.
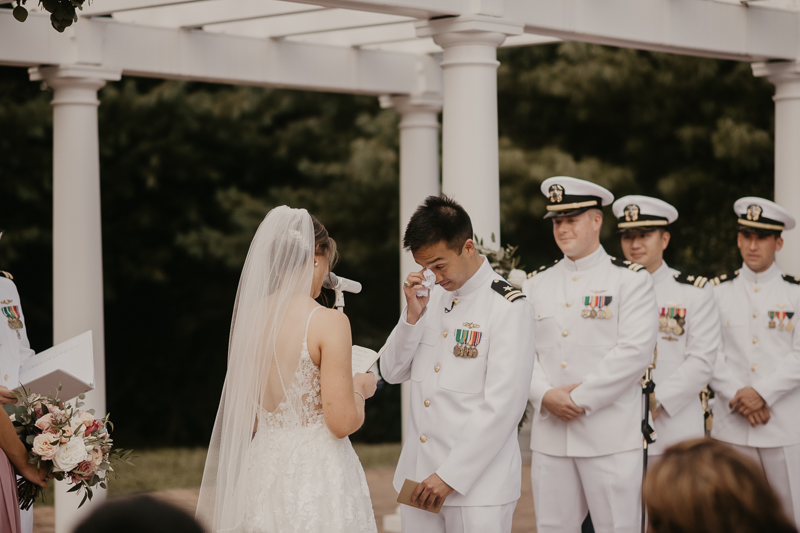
507, 269, 528, 289
53, 438, 89, 472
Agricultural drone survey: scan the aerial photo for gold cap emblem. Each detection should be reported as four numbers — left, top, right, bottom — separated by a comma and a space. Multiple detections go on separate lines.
746, 204, 762, 221
549, 184, 564, 203
623, 204, 640, 222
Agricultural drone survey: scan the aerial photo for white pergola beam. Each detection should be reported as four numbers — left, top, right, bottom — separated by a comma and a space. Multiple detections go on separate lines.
285, 0, 462, 19
0, 11, 439, 96
202, 8, 410, 38
504, 0, 798, 61
81, 0, 210, 17
106, 0, 326, 29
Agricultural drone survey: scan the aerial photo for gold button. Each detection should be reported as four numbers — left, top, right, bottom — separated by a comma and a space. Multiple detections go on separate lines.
420, 435, 427, 443
572, 275, 579, 281
443, 330, 448, 338
751, 365, 757, 372
727, 320, 731, 325
566, 301, 572, 307
434, 365, 440, 373
561, 361, 568, 368
3, 375, 6, 382
562, 330, 569, 337
537, 314, 541, 318
424, 399, 431, 407
752, 338, 758, 344
753, 312, 758, 318
754, 287, 760, 293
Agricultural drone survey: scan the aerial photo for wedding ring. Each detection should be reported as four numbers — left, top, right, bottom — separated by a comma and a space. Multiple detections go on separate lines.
403, 281, 413, 288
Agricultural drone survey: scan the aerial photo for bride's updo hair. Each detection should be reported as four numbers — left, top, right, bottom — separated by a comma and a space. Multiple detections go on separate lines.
312, 215, 338, 270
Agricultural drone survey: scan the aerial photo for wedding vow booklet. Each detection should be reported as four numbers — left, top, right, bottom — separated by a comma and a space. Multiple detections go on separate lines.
16, 330, 95, 400
351, 344, 385, 376
396, 479, 443, 514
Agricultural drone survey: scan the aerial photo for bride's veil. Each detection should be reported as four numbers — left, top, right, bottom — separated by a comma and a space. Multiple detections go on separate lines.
196, 206, 315, 532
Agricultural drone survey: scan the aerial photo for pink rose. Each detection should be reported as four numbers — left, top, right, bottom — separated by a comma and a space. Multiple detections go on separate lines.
78, 411, 95, 427
32, 433, 59, 461
84, 420, 101, 437
73, 460, 94, 481
35, 414, 54, 432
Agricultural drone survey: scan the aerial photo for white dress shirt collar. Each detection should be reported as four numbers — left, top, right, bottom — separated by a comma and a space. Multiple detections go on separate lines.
650, 261, 671, 284
561, 244, 607, 272
453, 256, 491, 297
740, 261, 780, 284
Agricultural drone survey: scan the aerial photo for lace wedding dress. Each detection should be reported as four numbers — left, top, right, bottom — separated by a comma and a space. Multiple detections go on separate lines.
243, 307, 378, 533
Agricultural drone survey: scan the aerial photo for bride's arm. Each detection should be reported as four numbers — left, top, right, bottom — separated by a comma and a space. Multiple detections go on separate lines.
317, 309, 375, 438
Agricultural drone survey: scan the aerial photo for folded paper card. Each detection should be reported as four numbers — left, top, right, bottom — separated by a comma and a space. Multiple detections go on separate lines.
16, 330, 95, 400
396, 479, 442, 514
351, 344, 386, 376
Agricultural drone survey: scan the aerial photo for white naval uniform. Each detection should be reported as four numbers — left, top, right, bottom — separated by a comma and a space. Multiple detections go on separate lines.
648, 262, 719, 456
711, 262, 800, 525
381, 258, 535, 533
521, 245, 657, 533
0, 275, 35, 533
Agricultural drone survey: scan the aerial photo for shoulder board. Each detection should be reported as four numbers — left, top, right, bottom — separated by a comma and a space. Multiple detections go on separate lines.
527, 259, 560, 279
709, 271, 739, 286
782, 274, 800, 285
491, 279, 526, 302
673, 273, 709, 288
610, 257, 646, 272
0, 271, 12, 280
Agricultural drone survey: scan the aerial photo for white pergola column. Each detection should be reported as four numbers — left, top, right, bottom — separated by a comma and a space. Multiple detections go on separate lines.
753, 61, 800, 274
28, 64, 121, 533
379, 93, 442, 533
417, 16, 522, 242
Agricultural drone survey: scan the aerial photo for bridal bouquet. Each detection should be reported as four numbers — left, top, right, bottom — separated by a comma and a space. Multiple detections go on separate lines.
4, 385, 133, 510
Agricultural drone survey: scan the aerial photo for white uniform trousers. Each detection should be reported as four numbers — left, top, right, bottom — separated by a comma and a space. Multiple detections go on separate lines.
20, 506, 32, 533
729, 443, 800, 527
400, 502, 516, 533
531, 449, 642, 533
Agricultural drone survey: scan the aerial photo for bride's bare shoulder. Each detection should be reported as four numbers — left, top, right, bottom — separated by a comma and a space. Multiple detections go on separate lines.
311, 307, 351, 330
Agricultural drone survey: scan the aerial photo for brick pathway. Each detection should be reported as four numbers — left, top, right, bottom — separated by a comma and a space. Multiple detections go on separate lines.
33, 466, 536, 532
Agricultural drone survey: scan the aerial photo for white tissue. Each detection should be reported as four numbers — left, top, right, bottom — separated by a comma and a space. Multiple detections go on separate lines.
417, 269, 436, 297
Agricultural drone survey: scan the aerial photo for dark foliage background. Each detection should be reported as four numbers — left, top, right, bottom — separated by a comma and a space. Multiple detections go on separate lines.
0, 42, 775, 447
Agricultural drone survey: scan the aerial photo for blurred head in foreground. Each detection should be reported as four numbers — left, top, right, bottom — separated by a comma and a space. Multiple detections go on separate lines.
72, 495, 203, 533
644, 438, 797, 533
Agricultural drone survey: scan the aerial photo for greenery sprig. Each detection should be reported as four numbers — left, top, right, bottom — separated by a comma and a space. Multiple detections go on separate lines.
12, 0, 90, 33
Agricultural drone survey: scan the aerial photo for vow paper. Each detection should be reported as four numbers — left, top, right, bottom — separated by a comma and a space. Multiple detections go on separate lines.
17, 330, 95, 400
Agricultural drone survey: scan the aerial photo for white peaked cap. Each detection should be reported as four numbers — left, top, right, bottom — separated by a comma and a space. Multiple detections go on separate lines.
734, 196, 796, 232
540, 176, 614, 219
612, 195, 678, 231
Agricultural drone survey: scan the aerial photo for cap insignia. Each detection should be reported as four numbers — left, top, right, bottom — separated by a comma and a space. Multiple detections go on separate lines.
549, 184, 564, 204
746, 204, 762, 222
624, 204, 640, 222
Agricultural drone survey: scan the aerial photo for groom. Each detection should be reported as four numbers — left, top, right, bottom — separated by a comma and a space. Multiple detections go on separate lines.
381, 195, 535, 533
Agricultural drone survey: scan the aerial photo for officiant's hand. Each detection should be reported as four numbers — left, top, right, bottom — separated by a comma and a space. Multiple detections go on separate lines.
0, 386, 17, 405
411, 473, 454, 511
542, 383, 585, 421
403, 269, 430, 325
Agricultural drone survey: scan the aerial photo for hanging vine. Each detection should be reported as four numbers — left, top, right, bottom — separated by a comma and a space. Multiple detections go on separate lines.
12, 0, 90, 33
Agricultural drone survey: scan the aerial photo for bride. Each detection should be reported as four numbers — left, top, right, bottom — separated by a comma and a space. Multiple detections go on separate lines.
196, 206, 378, 533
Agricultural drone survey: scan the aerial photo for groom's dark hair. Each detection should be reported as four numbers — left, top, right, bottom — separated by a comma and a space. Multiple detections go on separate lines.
403, 195, 473, 253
